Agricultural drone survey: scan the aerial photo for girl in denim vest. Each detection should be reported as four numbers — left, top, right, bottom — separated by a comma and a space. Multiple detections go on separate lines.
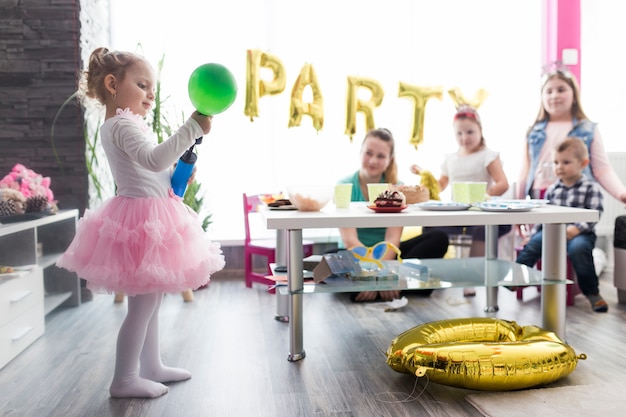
517, 65, 626, 203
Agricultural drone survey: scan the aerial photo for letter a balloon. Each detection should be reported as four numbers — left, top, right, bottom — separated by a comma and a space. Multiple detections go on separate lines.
188, 63, 238, 115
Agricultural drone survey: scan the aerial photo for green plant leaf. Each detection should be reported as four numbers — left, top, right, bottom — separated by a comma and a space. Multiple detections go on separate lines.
183, 180, 212, 231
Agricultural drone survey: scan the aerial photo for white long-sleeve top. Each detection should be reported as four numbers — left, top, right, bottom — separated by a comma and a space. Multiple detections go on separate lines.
101, 109, 204, 198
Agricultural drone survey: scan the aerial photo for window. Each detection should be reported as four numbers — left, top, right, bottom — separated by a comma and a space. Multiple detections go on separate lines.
109, 0, 542, 241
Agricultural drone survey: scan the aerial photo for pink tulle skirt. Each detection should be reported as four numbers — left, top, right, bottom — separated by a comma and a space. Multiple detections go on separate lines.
57, 195, 225, 295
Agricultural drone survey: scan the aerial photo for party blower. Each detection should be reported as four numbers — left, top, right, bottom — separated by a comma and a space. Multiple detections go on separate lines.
171, 63, 238, 197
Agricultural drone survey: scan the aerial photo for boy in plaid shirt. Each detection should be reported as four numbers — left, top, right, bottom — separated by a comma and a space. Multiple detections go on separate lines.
516, 137, 607, 312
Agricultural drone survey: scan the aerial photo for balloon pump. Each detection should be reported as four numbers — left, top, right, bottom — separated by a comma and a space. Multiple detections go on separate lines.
171, 137, 203, 198
171, 62, 237, 198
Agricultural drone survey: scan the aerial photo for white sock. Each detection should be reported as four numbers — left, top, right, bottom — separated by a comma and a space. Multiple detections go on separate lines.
109, 293, 168, 398
139, 293, 191, 383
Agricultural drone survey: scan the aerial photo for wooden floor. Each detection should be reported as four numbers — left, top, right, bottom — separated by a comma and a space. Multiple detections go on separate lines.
2, 267, 626, 417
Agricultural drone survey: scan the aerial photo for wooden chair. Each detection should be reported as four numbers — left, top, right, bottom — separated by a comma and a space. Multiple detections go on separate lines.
243, 193, 314, 290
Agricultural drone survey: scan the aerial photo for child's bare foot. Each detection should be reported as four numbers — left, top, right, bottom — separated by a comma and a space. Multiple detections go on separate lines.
110, 376, 168, 398
463, 288, 476, 297
140, 366, 192, 383
352, 291, 379, 302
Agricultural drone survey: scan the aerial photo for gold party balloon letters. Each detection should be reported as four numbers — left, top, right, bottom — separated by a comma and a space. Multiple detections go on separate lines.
289, 63, 324, 131
386, 317, 586, 391
244, 49, 488, 144
244, 49, 286, 121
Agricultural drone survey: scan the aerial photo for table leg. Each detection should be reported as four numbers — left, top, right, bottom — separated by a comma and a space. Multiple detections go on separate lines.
287, 229, 305, 361
541, 223, 567, 339
484, 224, 499, 312
275, 229, 289, 322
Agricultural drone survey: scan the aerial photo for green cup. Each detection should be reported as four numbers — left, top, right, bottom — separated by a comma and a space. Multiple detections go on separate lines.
334, 184, 353, 208
367, 183, 390, 204
451, 182, 487, 204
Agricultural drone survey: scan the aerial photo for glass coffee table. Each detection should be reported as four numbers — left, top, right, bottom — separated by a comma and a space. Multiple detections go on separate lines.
262, 202, 598, 361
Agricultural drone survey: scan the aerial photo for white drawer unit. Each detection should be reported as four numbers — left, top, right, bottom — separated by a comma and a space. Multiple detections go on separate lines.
0, 209, 80, 369
0, 300, 45, 369
0, 267, 44, 325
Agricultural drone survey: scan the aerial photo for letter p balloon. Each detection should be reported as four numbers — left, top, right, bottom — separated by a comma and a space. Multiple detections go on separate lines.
188, 63, 237, 115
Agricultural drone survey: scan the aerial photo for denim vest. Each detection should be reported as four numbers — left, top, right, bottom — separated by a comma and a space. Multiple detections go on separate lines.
524, 118, 596, 197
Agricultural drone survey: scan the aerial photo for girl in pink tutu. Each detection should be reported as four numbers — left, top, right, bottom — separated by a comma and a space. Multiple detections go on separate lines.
57, 47, 225, 398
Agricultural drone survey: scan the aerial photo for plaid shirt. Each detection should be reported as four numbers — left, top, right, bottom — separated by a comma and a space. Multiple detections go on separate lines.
535, 174, 603, 234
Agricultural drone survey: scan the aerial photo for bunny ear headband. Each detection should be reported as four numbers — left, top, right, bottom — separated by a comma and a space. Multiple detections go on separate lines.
542, 60, 574, 82
453, 104, 481, 125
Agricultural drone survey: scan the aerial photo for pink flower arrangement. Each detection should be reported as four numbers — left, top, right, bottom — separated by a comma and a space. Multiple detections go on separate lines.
0, 164, 55, 202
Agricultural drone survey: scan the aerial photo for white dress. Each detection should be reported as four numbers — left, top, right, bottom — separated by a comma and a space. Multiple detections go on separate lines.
440, 147, 499, 187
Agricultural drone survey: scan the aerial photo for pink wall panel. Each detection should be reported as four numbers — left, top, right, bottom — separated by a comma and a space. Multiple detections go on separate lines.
544, 0, 581, 85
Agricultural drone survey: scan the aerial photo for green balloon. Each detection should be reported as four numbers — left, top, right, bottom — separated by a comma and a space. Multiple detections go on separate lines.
188, 63, 237, 115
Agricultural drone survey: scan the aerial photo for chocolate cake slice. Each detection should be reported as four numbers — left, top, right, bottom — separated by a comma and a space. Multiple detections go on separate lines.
374, 190, 406, 207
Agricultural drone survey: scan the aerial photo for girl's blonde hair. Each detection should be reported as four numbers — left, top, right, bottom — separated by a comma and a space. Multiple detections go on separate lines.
361, 128, 398, 184
78, 47, 145, 105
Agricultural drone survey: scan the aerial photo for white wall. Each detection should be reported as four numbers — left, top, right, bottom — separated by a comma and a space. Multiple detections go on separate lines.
108, 0, 549, 241
581, 0, 626, 153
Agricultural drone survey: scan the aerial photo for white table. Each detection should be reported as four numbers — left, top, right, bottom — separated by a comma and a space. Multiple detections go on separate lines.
262, 202, 599, 361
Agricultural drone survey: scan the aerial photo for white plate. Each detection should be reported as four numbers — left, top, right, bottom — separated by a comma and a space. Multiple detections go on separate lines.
529, 199, 549, 206
488, 199, 549, 207
476, 202, 535, 212
268, 205, 298, 211
416, 201, 472, 211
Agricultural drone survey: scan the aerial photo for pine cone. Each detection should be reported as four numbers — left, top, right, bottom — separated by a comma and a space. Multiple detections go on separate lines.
25, 195, 49, 213
0, 200, 17, 216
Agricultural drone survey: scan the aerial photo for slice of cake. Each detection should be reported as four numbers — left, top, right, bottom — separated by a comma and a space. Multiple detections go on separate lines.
374, 190, 406, 208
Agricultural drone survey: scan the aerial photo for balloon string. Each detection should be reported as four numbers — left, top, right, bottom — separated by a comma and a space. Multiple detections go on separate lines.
374, 374, 429, 404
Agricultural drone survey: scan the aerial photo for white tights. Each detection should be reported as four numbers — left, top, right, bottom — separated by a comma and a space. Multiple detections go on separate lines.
109, 293, 191, 398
